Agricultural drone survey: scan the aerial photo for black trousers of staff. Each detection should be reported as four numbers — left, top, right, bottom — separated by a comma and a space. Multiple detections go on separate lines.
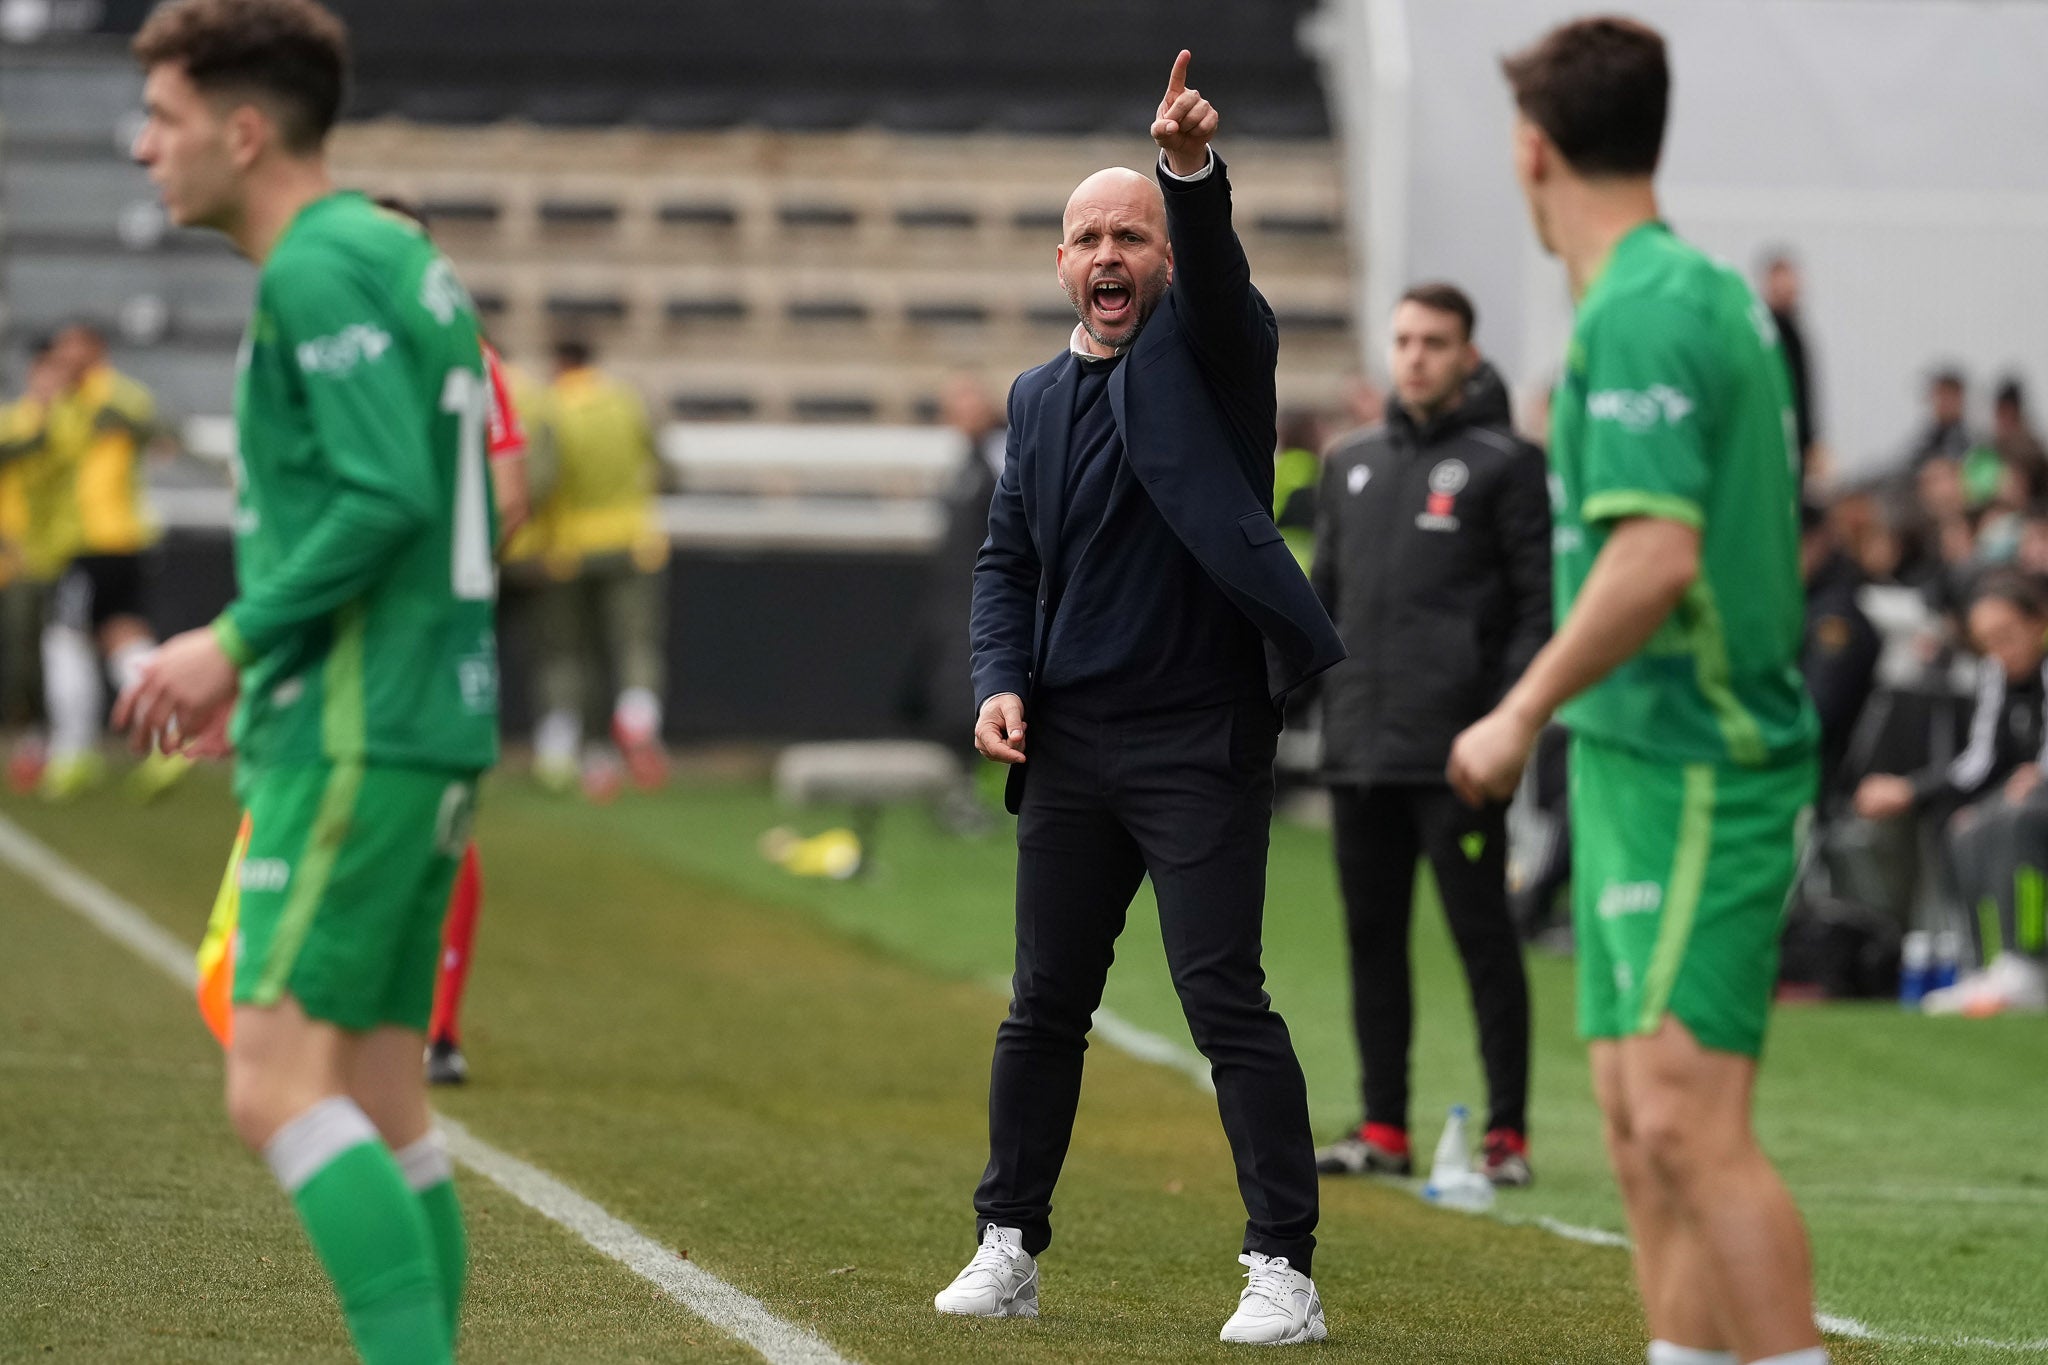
1330, 783, 1531, 1137
974, 697, 1319, 1273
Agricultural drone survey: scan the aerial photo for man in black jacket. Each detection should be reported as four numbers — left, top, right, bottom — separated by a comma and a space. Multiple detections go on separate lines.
939, 53, 1344, 1346
1309, 283, 1550, 1187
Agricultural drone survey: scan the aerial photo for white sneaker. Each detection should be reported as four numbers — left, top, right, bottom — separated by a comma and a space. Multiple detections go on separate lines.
933, 1225, 1039, 1318
1925, 953, 2048, 1016
1219, 1252, 1327, 1345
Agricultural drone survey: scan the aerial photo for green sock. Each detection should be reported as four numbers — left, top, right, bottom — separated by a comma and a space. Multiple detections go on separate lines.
265, 1099, 451, 1365
396, 1132, 468, 1340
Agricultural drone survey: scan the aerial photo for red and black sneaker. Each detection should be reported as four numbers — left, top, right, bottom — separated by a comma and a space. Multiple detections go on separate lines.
1315, 1121, 1413, 1177
1481, 1129, 1532, 1187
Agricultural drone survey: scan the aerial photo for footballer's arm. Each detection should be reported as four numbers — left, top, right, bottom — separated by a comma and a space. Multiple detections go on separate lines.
1448, 515, 1700, 805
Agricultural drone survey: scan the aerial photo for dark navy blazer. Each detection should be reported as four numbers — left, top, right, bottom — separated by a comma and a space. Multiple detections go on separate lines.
969, 153, 1347, 736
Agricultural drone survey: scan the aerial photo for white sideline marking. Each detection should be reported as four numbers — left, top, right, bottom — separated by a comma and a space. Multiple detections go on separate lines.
983, 974, 1218, 1095
437, 1118, 854, 1365
1093, 1006, 1216, 1094
0, 811, 856, 1365
1069, 969, 2048, 1356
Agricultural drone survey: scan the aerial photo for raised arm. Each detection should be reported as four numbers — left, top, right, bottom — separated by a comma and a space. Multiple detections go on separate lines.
1151, 51, 1273, 377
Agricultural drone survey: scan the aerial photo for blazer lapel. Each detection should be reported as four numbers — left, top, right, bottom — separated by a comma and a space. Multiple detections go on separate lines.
1034, 354, 1079, 558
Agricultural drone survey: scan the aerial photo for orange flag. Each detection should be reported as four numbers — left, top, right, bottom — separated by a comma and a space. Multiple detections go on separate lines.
196, 812, 252, 1048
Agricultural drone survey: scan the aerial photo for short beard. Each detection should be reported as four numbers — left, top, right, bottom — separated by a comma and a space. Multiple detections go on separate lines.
1067, 258, 1172, 355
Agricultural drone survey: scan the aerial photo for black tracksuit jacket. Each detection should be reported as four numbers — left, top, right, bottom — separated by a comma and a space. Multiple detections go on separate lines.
1311, 364, 1553, 786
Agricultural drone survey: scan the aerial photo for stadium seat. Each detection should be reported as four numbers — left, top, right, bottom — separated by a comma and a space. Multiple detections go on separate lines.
635, 92, 747, 131
896, 206, 979, 231
1255, 211, 1342, 239
664, 296, 750, 323
904, 302, 990, 327
777, 203, 861, 230
394, 88, 510, 126
786, 299, 871, 324
545, 292, 630, 321
658, 201, 742, 228
670, 392, 760, 420
538, 199, 623, 226
792, 395, 879, 422
524, 89, 633, 128
418, 197, 503, 224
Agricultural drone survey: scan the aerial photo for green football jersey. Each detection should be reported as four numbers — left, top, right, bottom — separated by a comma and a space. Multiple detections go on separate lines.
218, 191, 498, 773
1548, 220, 1817, 768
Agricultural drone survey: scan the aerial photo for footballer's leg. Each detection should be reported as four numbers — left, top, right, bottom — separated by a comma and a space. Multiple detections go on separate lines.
227, 1000, 450, 1365
353, 1025, 466, 1342
1620, 1020, 1820, 1362
1590, 1039, 1732, 1360
231, 763, 465, 1363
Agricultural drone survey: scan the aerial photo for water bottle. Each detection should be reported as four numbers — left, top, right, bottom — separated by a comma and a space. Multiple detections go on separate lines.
1422, 1105, 1495, 1212
1932, 929, 1963, 991
1899, 930, 1933, 1005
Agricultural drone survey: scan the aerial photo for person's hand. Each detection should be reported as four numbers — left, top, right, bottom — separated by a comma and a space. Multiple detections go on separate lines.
2007, 763, 2041, 804
112, 626, 239, 756
1853, 773, 1916, 821
1447, 705, 1540, 808
975, 693, 1028, 765
1151, 50, 1218, 177
176, 705, 235, 761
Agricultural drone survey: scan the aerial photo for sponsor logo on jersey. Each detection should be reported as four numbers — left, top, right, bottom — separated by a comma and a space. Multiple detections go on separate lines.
1417, 458, 1467, 531
1346, 463, 1370, 495
295, 323, 393, 378
240, 857, 291, 893
1597, 880, 1664, 918
419, 257, 474, 327
1587, 384, 1694, 432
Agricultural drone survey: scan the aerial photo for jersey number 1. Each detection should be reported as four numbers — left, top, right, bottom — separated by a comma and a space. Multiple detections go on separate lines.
441, 367, 495, 601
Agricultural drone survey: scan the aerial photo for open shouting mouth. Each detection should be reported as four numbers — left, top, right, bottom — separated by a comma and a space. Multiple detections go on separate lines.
1089, 276, 1135, 327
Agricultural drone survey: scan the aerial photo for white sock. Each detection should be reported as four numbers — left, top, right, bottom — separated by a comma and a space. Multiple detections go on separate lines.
391, 1130, 453, 1193
1648, 1345, 1735, 1365
535, 708, 580, 766
109, 639, 155, 695
614, 686, 661, 741
42, 624, 103, 761
1746, 1351, 1829, 1365
262, 1096, 379, 1194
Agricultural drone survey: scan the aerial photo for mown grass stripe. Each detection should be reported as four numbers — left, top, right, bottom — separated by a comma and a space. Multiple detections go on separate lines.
0, 809, 857, 1365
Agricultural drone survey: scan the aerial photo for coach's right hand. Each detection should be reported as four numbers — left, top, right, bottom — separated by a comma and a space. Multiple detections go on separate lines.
976, 693, 1028, 764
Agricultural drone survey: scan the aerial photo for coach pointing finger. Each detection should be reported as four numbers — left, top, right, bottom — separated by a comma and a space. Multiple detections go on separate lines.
936, 51, 1344, 1347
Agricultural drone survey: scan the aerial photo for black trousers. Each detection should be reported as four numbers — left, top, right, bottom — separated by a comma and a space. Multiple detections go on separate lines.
974, 698, 1319, 1273
1330, 783, 1531, 1137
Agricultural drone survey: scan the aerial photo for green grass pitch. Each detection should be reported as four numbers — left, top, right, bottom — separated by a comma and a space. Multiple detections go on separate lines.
2, 765, 2041, 1362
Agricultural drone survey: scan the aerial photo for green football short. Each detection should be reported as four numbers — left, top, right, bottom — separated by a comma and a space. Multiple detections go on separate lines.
232, 762, 479, 1032
1570, 733, 1814, 1058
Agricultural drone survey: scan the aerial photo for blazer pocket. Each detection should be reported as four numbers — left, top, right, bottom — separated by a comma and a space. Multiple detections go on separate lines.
1238, 511, 1285, 546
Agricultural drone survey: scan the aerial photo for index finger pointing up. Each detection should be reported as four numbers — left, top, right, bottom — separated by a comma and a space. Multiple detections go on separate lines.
1166, 49, 1191, 100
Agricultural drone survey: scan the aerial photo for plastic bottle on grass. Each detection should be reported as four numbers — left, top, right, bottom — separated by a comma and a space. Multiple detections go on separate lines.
1421, 1105, 1495, 1212
1931, 929, 1964, 991
1899, 930, 1933, 1006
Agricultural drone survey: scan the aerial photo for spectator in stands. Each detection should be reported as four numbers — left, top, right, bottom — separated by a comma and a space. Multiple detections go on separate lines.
1759, 250, 1819, 483
532, 339, 669, 799
1309, 282, 1549, 1188
1906, 367, 1973, 470
1801, 500, 1880, 798
1856, 573, 2048, 1011
1992, 377, 2047, 504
